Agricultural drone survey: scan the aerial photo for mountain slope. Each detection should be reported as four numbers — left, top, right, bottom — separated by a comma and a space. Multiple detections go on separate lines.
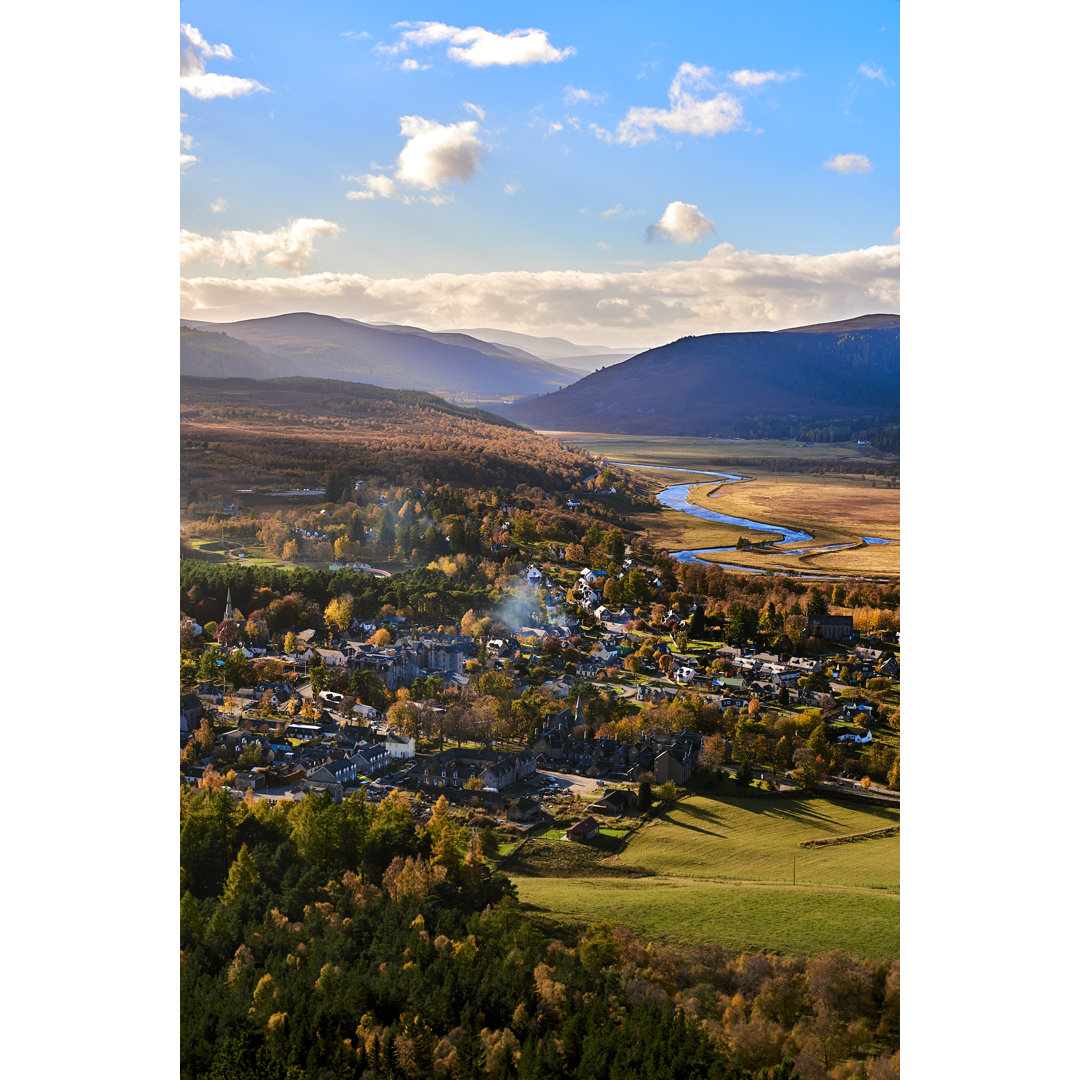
504, 314, 899, 439
181, 312, 578, 399
451, 326, 638, 372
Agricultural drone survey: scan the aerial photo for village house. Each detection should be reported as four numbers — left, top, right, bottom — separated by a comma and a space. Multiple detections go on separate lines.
805, 613, 855, 640
413, 747, 536, 791
565, 816, 600, 843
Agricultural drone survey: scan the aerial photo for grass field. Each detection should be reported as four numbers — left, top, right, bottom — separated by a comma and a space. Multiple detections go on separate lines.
539, 433, 897, 470
506, 792, 899, 959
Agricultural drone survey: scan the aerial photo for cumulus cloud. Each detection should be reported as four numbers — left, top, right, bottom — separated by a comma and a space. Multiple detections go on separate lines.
893, 225, 900, 241
504, 182, 523, 196
341, 30, 371, 41
401, 58, 430, 72
382, 22, 573, 67
823, 153, 873, 175
597, 241, 611, 250
727, 68, 799, 88
646, 201, 716, 244
564, 85, 606, 105
348, 115, 484, 202
596, 63, 747, 145
210, 197, 228, 213
179, 218, 341, 273
180, 24, 268, 100
462, 102, 486, 119
180, 241, 900, 344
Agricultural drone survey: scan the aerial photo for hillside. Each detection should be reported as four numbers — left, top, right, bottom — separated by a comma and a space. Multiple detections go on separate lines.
504, 314, 899, 441
181, 312, 579, 399
180, 374, 597, 494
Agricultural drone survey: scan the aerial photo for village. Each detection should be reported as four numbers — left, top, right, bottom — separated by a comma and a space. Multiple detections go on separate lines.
181, 553, 901, 846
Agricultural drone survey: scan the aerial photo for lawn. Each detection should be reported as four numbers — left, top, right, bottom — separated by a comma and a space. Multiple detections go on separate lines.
505, 791, 899, 959
622, 795, 899, 889
515, 876, 899, 960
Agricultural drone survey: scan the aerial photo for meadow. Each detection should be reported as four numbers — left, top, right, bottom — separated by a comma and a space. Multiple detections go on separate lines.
507, 792, 899, 959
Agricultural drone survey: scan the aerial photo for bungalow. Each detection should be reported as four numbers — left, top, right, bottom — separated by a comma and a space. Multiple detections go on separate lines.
565, 816, 600, 843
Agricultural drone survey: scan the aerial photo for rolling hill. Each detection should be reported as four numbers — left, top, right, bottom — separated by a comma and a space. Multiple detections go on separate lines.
503, 313, 899, 441
180, 312, 579, 400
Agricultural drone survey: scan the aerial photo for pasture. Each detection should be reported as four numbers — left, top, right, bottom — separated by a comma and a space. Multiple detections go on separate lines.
506, 792, 899, 959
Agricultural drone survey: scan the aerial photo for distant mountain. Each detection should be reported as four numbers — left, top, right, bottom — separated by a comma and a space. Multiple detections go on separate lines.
503, 314, 900, 442
181, 312, 579, 399
451, 326, 638, 373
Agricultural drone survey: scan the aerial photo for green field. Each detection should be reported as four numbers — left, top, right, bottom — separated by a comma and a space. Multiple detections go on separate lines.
506, 792, 899, 959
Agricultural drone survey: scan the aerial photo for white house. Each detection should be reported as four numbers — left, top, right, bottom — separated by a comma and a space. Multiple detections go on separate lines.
383, 732, 415, 760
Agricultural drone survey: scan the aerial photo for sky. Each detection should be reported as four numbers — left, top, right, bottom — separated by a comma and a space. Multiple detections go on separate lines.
180, 1, 899, 346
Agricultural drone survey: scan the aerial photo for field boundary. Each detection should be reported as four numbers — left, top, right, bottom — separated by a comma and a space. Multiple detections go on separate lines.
798, 825, 899, 849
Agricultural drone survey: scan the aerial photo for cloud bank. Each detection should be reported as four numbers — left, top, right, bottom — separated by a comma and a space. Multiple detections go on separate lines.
180, 219, 341, 273
180, 241, 899, 346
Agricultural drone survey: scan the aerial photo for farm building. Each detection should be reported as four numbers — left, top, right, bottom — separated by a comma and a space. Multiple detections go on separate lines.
565, 816, 600, 843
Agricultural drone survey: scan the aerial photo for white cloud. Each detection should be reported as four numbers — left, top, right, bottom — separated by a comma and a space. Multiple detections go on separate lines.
548, 121, 564, 134
341, 30, 371, 41
401, 58, 430, 72
179, 218, 341, 273
858, 62, 892, 86
396, 116, 482, 189
597, 241, 611, 250
727, 68, 799, 88
346, 173, 401, 201
180, 241, 900, 345
210, 197, 228, 214
180, 119, 197, 170
564, 86, 606, 105
823, 153, 873, 175
503, 182, 522, 196
893, 225, 900, 241
346, 115, 485, 202
463, 102, 486, 119
384, 22, 573, 67
601, 63, 748, 146
601, 204, 646, 219
646, 201, 716, 244
180, 24, 268, 100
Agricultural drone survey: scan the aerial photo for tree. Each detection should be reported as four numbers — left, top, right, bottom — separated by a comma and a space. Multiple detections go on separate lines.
688, 605, 706, 639
735, 759, 753, 787
637, 780, 653, 811
222, 843, 262, 905
324, 594, 354, 634
283, 631, 298, 654
215, 619, 240, 647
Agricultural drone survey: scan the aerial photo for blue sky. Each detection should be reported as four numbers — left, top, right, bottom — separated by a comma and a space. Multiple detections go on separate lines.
180, 1, 899, 345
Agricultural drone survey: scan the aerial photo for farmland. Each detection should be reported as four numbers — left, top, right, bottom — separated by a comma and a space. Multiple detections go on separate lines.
507, 792, 899, 959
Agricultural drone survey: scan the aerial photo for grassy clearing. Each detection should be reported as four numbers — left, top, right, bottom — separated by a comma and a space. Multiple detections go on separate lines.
515, 877, 899, 959
506, 791, 899, 958
621, 795, 899, 889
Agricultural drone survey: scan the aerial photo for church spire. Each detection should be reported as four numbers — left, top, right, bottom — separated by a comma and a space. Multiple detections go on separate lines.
574, 693, 584, 726
224, 587, 234, 622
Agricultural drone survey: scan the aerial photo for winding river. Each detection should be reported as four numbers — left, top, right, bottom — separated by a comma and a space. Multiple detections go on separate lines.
608, 461, 896, 575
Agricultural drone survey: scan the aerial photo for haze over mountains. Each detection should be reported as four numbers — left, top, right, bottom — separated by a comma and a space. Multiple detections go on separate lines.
180, 311, 899, 445
181, 312, 581, 400
449, 327, 638, 374
501, 314, 900, 441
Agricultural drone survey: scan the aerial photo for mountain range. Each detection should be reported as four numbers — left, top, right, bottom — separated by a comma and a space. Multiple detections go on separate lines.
500, 314, 900, 440
180, 312, 582, 400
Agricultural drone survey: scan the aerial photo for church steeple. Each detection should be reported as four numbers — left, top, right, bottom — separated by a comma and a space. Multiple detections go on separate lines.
224, 587, 234, 622
574, 693, 584, 726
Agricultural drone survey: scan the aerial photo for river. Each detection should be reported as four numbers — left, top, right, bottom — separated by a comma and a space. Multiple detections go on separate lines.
608, 461, 895, 575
